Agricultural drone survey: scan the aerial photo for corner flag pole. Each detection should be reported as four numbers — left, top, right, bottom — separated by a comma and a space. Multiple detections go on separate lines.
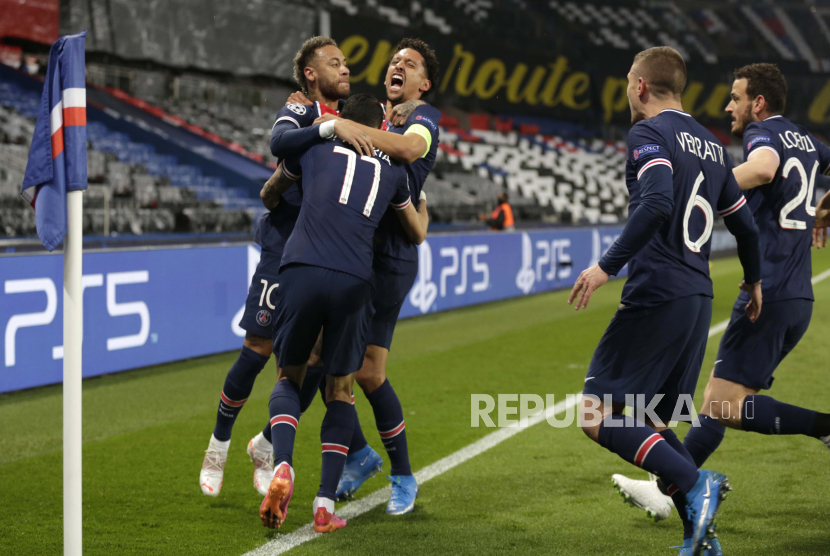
19, 30, 89, 556
64, 189, 83, 556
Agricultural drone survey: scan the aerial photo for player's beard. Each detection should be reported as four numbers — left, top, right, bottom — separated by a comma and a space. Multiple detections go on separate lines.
732, 105, 752, 138
318, 75, 349, 102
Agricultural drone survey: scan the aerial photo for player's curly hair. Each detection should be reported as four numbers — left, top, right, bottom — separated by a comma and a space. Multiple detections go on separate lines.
734, 63, 787, 115
392, 38, 440, 98
293, 36, 338, 94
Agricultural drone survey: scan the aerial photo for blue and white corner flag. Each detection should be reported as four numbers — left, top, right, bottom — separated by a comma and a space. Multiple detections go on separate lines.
21, 31, 88, 252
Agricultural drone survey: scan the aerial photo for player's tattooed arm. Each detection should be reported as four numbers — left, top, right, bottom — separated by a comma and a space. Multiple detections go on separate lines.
260, 166, 295, 211
389, 99, 426, 127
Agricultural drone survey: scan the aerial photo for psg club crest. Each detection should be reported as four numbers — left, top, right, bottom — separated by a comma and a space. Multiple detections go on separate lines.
256, 310, 272, 326
287, 103, 307, 116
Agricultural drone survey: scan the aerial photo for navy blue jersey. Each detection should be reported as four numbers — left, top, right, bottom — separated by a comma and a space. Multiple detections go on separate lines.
740, 116, 830, 303
621, 109, 748, 307
374, 103, 442, 261
273, 100, 342, 132
257, 101, 342, 254
281, 140, 413, 282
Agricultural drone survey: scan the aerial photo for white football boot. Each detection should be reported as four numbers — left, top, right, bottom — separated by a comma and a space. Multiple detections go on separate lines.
821, 435, 830, 452
200, 435, 230, 497
248, 432, 274, 497
611, 473, 675, 521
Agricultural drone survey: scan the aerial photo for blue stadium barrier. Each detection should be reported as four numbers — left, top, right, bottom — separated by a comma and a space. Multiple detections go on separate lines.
1, 226, 737, 393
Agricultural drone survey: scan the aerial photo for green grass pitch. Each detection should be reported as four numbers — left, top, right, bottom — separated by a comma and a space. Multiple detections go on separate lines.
2, 249, 830, 555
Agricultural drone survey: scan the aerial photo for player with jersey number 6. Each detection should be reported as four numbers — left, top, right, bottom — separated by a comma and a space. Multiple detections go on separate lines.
610, 63, 830, 553
568, 47, 763, 556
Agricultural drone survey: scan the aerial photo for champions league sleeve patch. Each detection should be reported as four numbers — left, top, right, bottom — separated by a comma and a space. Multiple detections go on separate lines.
415, 114, 438, 131
287, 103, 307, 115
632, 144, 661, 160
747, 136, 772, 150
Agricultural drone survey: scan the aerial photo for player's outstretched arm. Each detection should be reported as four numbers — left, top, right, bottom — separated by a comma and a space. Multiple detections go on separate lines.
394, 191, 429, 245
270, 120, 331, 159
314, 115, 427, 164
732, 149, 779, 191
814, 183, 830, 249
260, 164, 296, 210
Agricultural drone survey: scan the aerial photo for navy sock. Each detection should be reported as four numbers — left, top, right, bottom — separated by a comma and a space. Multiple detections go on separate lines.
367, 379, 411, 476
268, 379, 301, 467
683, 414, 726, 468
262, 366, 327, 445
350, 397, 369, 454
212, 346, 268, 441
299, 366, 326, 414
659, 429, 694, 540
597, 415, 699, 494
741, 395, 818, 436
318, 400, 355, 500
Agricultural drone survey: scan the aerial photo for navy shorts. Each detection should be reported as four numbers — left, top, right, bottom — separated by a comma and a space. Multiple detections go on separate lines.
273, 264, 373, 376
239, 250, 282, 338
583, 295, 712, 423
366, 254, 418, 350
713, 298, 812, 391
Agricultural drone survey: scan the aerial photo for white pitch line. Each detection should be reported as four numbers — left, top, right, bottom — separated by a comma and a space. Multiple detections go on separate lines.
243, 395, 582, 556
708, 265, 830, 339
244, 265, 830, 556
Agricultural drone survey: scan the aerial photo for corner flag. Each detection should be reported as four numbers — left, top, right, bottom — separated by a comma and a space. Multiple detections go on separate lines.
21, 30, 88, 252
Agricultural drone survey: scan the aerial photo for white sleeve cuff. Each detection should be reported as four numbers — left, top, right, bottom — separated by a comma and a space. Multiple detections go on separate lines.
319, 120, 336, 139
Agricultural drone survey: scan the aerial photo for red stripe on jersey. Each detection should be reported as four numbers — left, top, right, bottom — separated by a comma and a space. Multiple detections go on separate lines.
718, 196, 746, 217
636, 158, 672, 180
379, 421, 405, 439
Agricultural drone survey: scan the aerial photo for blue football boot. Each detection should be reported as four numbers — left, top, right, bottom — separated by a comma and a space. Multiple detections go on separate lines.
335, 445, 383, 501
386, 474, 418, 515
673, 534, 723, 556
685, 470, 731, 555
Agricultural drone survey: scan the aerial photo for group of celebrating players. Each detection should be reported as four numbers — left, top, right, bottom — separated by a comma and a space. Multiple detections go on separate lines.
194, 32, 830, 555
199, 35, 441, 532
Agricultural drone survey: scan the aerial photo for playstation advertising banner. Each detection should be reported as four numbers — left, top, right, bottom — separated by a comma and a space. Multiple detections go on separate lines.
1, 227, 739, 393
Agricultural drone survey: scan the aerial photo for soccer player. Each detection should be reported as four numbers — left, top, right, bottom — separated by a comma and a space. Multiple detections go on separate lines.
258, 93, 428, 532
611, 64, 830, 543
568, 47, 763, 556
199, 36, 373, 498
289, 38, 442, 513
